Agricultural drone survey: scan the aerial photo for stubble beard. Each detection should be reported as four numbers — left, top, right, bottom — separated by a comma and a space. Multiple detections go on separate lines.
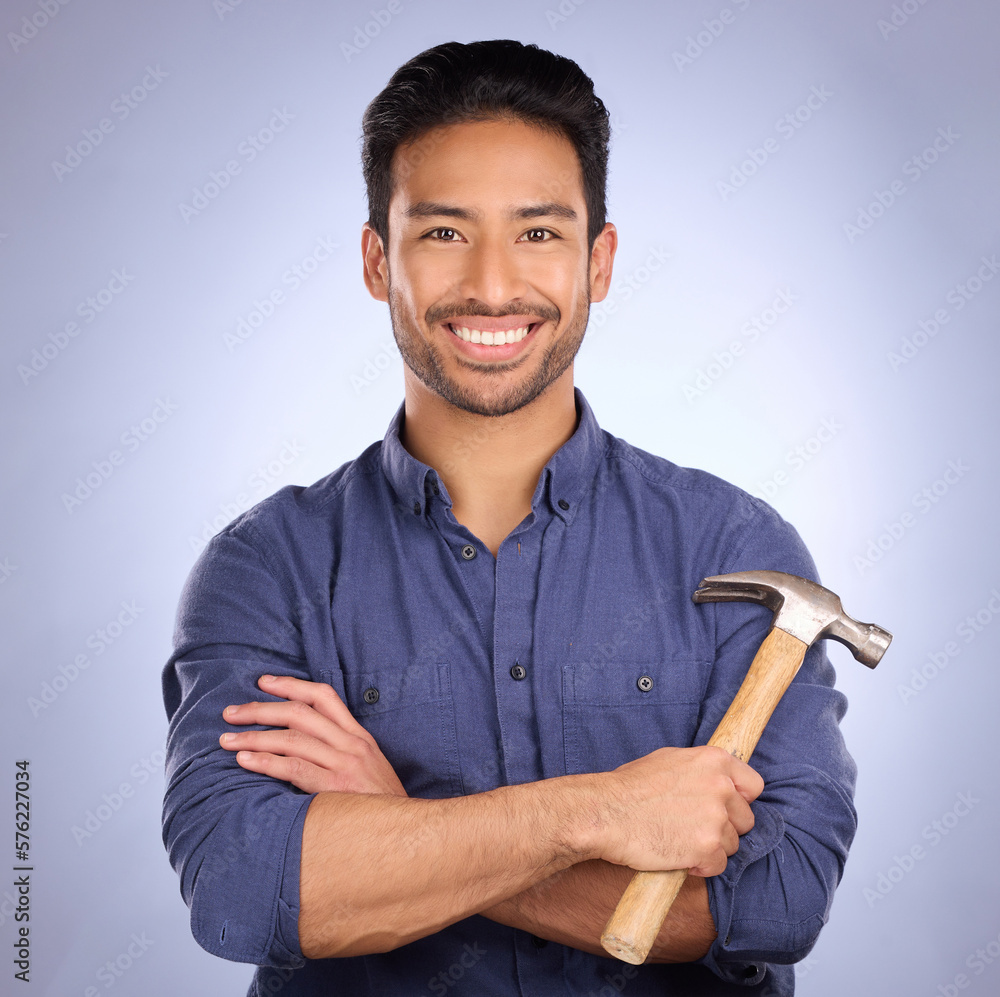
386, 273, 591, 418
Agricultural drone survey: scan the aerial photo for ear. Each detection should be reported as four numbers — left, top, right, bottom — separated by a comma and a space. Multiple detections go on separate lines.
588, 222, 618, 303
362, 223, 389, 302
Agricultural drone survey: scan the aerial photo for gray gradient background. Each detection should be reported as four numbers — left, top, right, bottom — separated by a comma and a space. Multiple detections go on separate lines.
2, 0, 998, 994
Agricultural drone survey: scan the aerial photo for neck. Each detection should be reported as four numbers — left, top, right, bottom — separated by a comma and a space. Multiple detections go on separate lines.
399, 369, 579, 553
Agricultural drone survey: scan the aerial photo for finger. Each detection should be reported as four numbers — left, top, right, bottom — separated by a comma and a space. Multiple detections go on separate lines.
690, 845, 730, 879
722, 821, 740, 857
727, 758, 765, 803
228, 736, 406, 797
221, 728, 347, 773
726, 795, 756, 837
223, 700, 365, 755
256, 674, 371, 736
232, 748, 354, 795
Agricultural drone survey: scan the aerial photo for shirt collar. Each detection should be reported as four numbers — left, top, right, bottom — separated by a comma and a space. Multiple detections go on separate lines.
379, 387, 606, 525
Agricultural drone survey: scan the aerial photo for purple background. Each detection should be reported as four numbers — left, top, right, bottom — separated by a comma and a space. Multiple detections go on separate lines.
2, 0, 998, 993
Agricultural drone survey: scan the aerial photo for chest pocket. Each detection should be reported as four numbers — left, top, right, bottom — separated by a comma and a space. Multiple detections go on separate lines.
324, 662, 465, 799
561, 659, 710, 775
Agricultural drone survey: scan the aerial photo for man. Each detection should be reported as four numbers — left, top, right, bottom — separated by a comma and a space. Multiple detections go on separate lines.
162, 40, 857, 996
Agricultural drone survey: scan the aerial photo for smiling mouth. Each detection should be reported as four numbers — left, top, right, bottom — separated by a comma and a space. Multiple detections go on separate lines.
447, 323, 537, 345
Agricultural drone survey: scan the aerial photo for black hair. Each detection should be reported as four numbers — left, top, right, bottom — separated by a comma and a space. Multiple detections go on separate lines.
361, 39, 610, 251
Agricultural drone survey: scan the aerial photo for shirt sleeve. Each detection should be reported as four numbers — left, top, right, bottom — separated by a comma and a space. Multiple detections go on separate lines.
693, 499, 858, 984
161, 522, 314, 968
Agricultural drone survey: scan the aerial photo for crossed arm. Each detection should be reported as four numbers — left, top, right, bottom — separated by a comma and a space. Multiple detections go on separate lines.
219, 674, 762, 962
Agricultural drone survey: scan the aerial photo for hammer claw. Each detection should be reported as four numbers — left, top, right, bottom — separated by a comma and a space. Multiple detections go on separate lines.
693, 582, 773, 606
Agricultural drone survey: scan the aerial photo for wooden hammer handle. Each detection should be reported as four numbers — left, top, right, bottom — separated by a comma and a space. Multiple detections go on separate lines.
600, 626, 809, 965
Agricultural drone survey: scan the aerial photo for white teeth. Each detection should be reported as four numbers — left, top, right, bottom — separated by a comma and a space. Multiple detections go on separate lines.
452, 325, 531, 346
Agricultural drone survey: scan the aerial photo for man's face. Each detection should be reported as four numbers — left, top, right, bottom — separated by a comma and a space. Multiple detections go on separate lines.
363, 117, 615, 417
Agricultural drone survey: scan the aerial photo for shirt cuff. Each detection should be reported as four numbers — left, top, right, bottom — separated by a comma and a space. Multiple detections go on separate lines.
699, 800, 784, 986
272, 794, 312, 967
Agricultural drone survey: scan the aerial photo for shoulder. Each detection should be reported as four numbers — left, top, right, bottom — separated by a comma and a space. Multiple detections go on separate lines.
179, 440, 383, 602
216, 440, 383, 563
598, 431, 816, 578
600, 431, 769, 530
172, 442, 384, 655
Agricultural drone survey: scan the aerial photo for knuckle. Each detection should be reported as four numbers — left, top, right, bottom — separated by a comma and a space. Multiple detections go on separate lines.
285, 756, 309, 780
354, 735, 378, 756
288, 700, 312, 717
709, 852, 728, 876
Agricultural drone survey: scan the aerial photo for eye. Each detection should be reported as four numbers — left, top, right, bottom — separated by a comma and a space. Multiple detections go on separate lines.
425, 227, 461, 241
520, 228, 556, 242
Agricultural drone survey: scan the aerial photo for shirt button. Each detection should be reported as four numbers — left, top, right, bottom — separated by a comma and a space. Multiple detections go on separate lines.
743, 965, 759, 979
530, 934, 548, 949
558, 499, 570, 511
362, 687, 379, 705
510, 663, 526, 681
461, 544, 477, 560
637, 675, 654, 692
413, 502, 421, 515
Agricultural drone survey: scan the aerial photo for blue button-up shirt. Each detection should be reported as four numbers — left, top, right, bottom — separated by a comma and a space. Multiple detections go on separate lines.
162, 389, 857, 996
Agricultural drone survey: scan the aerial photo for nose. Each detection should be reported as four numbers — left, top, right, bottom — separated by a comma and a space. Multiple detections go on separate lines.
452, 234, 529, 310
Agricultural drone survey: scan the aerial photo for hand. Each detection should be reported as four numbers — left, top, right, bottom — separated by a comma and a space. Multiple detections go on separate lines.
219, 674, 407, 797
590, 745, 763, 878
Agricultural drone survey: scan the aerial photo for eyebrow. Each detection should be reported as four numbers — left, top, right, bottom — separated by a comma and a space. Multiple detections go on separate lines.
404, 201, 578, 223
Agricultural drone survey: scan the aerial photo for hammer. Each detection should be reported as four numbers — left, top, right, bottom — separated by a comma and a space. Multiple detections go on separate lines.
600, 569, 891, 965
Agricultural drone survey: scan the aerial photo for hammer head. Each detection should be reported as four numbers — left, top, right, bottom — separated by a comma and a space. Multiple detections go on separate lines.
693, 570, 891, 668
